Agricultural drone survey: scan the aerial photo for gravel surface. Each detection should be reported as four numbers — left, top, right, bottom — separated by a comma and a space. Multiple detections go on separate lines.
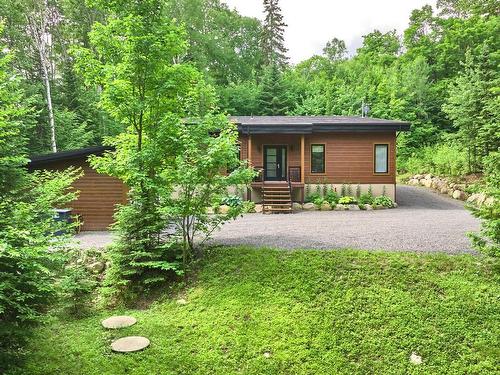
210, 185, 480, 254
76, 185, 481, 254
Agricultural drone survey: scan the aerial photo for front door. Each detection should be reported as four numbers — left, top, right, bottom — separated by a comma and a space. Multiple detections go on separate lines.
264, 145, 287, 181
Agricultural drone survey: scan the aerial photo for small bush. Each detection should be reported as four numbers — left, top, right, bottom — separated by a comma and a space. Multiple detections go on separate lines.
222, 195, 243, 207
359, 192, 374, 205
242, 201, 256, 213
305, 192, 321, 203
373, 196, 394, 208
325, 190, 339, 205
313, 197, 325, 206
339, 196, 357, 205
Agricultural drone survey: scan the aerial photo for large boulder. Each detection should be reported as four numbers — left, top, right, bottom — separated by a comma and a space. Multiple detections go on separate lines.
452, 190, 467, 200
303, 202, 317, 211
364, 204, 373, 210
348, 204, 360, 211
408, 178, 420, 186
424, 173, 433, 180
87, 261, 105, 274
320, 202, 332, 211
467, 193, 486, 206
414, 174, 424, 180
334, 204, 346, 211
440, 187, 448, 194
292, 202, 303, 211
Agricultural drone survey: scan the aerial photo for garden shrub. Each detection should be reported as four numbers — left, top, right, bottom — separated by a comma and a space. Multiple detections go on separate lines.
313, 197, 325, 207
305, 192, 321, 203
373, 196, 394, 208
359, 192, 374, 205
325, 190, 339, 205
222, 195, 243, 207
242, 201, 256, 213
338, 196, 357, 205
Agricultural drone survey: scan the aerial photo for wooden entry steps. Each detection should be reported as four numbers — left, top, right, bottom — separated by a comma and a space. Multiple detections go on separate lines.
262, 183, 292, 214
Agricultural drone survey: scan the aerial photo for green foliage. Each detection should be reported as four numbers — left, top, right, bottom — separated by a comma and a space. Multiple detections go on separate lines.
14, 247, 500, 374
222, 195, 243, 208
340, 184, 347, 197
305, 192, 320, 203
313, 197, 324, 207
338, 196, 357, 205
467, 151, 500, 257
359, 192, 374, 205
355, 184, 361, 198
257, 64, 291, 115
242, 200, 256, 213
261, 0, 288, 68
400, 142, 468, 176
373, 196, 394, 208
325, 190, 339, 205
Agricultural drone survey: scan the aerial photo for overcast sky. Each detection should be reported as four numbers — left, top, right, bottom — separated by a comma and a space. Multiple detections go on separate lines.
223, 0, 437, 64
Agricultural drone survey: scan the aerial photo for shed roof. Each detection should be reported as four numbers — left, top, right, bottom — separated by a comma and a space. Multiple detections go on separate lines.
230, 116, 410, 134
28, 145, 111, 167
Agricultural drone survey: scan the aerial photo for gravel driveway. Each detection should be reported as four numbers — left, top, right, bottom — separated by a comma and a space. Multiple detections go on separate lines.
76, 185, 481, 254
210, 185, 480, 254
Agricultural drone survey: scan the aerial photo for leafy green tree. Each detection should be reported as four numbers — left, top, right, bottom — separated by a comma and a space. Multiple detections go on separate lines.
443, 49, 499, 172
261, 0, 288, 68
323, 37, 347, 61
0, 30, 81, 368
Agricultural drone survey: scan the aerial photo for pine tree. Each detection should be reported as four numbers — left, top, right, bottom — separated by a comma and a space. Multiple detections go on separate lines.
261, 0, 288, 68
258, 64, 290, 115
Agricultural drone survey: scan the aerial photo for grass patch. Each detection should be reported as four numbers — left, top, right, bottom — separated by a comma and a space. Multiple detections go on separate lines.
7, 247, 500, 374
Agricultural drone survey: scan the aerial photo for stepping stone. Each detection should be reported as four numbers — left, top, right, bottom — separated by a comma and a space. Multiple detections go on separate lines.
101, 315, 137, 329
111, 336, 150, 353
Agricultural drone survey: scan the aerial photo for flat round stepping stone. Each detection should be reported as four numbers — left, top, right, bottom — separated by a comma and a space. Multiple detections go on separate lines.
111, 336, 150, 353
101, 315, 137, 329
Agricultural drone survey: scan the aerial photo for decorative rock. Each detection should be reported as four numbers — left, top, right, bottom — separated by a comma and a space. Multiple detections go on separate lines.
409, 352, 422, 365
102, 316, 137, 329
347, 204, 360, 211
334, 204, 345, 211
254, 204, 263, 213
292, 202, 303, 211
467, 193, 487, 206
422, 179, 433, 188
392, 202, 398, 208
303, 202, 317, 211
320, 202, 332, 211
111, 336, 150, 353
452, 190, 466, 200
408, 178, 419, 186
424, 174, 433, 180
440, 187, 448, 194
218, 205, 230, 214
414, 174, 423, 180
88, 261, 105, 273
419, 179, 426, 186
364, 204, 373, 210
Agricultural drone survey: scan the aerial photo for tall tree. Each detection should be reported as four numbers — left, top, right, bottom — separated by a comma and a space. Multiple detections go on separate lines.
25, 0, 62, 152
323, 37, 347, 61
258, 64, 290, 115
261, 0, 288, 68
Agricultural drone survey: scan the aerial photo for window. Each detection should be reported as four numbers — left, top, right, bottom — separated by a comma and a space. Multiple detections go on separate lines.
311, 144, 325, 173
374, 144, 389, 173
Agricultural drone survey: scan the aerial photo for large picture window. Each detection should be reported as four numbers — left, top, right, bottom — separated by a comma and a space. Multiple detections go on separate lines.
374, 144, 389, 173
311, 144, 325, 173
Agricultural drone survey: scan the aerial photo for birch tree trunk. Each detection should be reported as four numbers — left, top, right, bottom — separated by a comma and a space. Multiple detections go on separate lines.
39, 48, 57, 152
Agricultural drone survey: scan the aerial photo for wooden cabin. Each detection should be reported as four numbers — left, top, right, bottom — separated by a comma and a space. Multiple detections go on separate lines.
233, 116, 410, 204
29, 116, 410, 229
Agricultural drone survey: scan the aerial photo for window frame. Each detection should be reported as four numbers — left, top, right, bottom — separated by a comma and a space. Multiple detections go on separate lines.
310, 144, 326, 174
373, 143, 389, 174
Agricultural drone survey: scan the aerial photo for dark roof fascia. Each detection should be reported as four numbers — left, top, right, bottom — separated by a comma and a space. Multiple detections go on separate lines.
237, 123, 410, 134
28, 146, 112, 167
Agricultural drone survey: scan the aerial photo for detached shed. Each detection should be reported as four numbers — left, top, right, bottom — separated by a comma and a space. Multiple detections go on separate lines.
29, 146, 127, 231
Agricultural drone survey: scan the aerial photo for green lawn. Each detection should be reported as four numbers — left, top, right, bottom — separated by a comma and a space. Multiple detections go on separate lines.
9, 247, 500, 375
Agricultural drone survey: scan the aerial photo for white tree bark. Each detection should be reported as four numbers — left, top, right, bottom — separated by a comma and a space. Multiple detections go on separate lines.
26, 0, 61, 153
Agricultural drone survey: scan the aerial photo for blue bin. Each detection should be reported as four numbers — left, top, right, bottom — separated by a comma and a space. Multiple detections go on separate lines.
54, 208, 72, 235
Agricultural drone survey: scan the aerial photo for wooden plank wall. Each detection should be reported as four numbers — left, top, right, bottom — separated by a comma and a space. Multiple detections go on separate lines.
33, 157, 127, 231
238, 132, 396, 184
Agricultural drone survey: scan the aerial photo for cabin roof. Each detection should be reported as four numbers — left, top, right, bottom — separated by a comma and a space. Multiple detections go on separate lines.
230, 115, 410, 134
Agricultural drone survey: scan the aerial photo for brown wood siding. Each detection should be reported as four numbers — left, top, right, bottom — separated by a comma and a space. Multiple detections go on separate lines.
304, 132, 396, 184
238, 132, 396, 184
32, 157, 127, 231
